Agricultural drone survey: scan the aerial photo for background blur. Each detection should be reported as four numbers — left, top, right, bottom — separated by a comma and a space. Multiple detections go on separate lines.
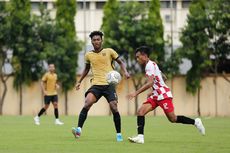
0, 0, 229, 116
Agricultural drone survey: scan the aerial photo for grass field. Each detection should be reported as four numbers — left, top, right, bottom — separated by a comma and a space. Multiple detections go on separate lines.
0, 116, 230, 153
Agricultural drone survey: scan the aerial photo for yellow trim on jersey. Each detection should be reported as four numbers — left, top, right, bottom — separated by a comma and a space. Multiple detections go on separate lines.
85, 48, 119, 85
42, 72, 58, 95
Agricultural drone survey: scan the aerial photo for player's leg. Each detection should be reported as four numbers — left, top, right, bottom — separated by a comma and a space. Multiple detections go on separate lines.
52, 95, 64, 125
72, 87, 99, 139
109, 100, 123, 142
128, 103, 153, 144
105, 85, 123, 142
34, 96, 50, 125
159, 98, 205, 135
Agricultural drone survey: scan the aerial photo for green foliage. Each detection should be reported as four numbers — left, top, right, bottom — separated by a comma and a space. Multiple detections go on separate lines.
179, 0, 210, 94
101, 0, 165, 68
101, 0, 120, 51
8, 0, 44, 90
51, 0, 82, 92
178, 0, 230, 94
0, 2, 7, 68
205, 0, 230, 72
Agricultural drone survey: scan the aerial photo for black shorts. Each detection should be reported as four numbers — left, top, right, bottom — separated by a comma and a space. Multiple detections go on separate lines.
44, 95, 58, 104
85, 85, 118, 102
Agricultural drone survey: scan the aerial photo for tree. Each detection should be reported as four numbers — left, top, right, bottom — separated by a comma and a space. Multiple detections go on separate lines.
101, 0, 120, 51
101, 0, 165, 113
178, 0, 230, 116
178, 0, 210, 94
8, 0, 43, 115
0, 2, 11, 115
205, 0, 230, 77
179, 0, 230, 93
51, 0, 81, 115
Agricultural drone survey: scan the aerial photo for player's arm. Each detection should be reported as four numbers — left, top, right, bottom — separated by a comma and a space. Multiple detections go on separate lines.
55, 81, 60, 90
115, 58, 130, 79
41, 81, 47, 95
75, 63, 90, 90
41, 74, 47, 95
127, 75, 154, 100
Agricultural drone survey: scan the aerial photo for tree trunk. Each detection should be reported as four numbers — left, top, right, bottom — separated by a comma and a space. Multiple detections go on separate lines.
19, 84, 22, 115
197, 87, 200, 116
0, 76, 9, 115
65, 91, 68, 115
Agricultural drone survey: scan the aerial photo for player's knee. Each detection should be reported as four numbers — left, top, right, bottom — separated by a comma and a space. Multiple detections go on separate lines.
168, 116, 177, 123
44, 105, 49, 109
137, 109, 145, 116
84, 101, 94, 109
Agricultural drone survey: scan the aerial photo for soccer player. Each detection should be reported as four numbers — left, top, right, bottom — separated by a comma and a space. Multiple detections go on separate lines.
127, 46, 205, 144
34, 63, 64, 125
72, 31, 130, 142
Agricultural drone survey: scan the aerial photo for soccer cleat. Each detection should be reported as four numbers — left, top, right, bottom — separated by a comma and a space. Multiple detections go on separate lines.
55, 119, 64, 125
195, 118, 205, 135
128, 135, 144, 144
72, 127, 81, 139
34, 116, 40, 125
116, 133, 123, 142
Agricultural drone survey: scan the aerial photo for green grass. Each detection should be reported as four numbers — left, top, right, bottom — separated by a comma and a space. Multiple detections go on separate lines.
0, 116, 230, 153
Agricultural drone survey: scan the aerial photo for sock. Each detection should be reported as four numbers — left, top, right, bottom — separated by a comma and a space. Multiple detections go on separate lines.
38, 108, 46, 117
54, 108, 59, 119
78, 108, 89, 128
137, 116, 145, 135
176, 115, 195, 124
113, 112, 121, 133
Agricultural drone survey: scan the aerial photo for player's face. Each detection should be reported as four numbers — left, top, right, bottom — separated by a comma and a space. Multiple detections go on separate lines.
48, 64, 55, 73
135, 52, 147, 65
91, 35, 102, 50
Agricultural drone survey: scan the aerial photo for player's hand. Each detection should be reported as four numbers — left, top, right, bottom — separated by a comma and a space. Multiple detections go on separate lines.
56, 84, 60, 90
75, 82, 81, 90
124, 72, 130, 79
126, 92, 137, 101
43, 90, 47, 95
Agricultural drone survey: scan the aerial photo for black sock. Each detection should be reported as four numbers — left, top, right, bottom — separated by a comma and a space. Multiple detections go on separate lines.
137, 116, 145, 134
113, 112, 121, 133
176, 115, 195, 124
54, 108, 59, 119
38, 108, 46, 117
78, 108, 89, 128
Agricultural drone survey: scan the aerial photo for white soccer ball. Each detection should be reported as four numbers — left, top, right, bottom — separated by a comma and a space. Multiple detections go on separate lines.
106, 70, 121, 85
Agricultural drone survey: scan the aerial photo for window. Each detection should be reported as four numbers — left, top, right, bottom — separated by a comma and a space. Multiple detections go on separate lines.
96, 2, 105, 9
31, 2, 47, 10
182, 0, 191, 8
165, 15, 171, 23
160, 1, 177, 9
77, 2, 90, 10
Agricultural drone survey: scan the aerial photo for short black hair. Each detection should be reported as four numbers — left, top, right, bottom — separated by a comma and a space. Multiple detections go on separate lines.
89, 31, 104, 39
135, 46, 150, 57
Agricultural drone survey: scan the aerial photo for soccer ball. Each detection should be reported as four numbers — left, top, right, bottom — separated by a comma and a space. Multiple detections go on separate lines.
106, 70, 121, 85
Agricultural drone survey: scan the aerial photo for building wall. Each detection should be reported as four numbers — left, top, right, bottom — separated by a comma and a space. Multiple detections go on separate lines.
1, 75, 230, 116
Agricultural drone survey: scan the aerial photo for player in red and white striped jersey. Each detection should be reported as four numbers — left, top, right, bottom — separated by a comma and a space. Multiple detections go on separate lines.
127, 46, 205, 144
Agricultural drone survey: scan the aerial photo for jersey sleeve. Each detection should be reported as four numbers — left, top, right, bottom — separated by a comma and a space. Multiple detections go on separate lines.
145, 62, 156, 78
110, 49, 119, 60
42, 73, 47, 82
85, 53, 90, 64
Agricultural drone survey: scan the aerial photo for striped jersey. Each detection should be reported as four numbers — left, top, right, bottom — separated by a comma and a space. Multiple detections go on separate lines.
145, 60, 173, 101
